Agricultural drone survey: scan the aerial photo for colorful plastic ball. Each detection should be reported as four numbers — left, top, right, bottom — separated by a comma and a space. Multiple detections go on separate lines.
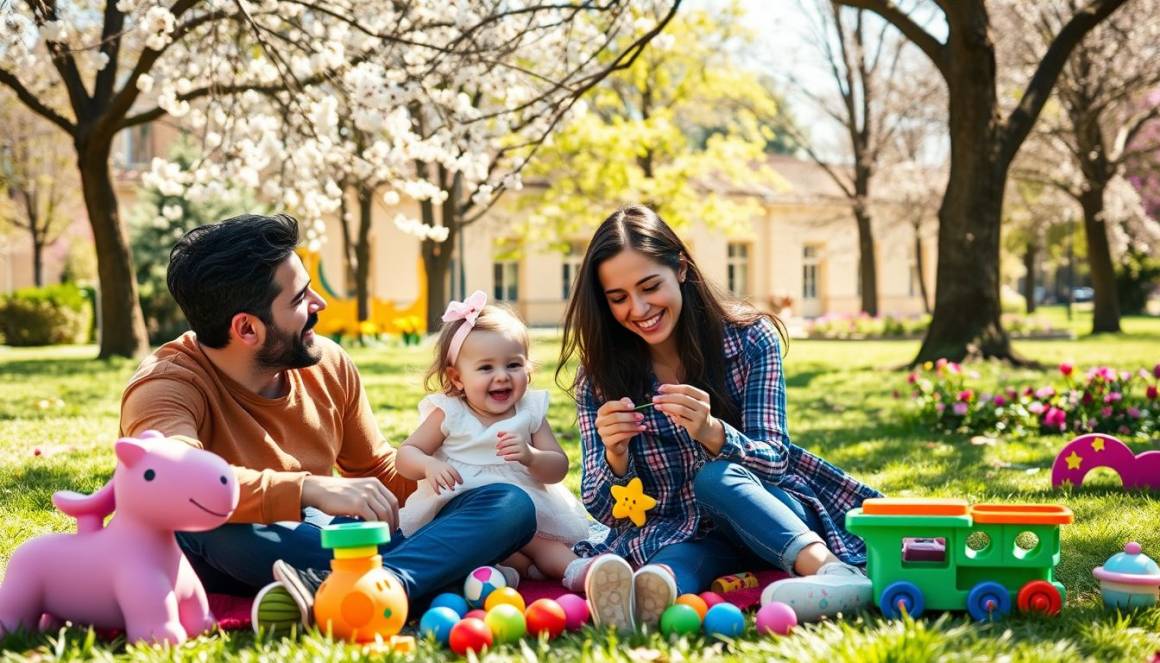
524, 598, 567, 640
484, 586, 526, 613
659, 603, 702, 636
429, 592, 469, 618
756, 601, 797, 636
675, 593, 709, 619
464, 608, 488, 621
555, 593, 590, 631
484, 604, 527, 643
699, 591, 726, 609
449, 617, 493, 655
464, 565, 507, 608
418, 607, 459, 644
703, 603, 745, 638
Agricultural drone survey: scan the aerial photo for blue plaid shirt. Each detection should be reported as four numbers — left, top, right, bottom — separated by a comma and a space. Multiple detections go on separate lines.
574, 318, 882, 566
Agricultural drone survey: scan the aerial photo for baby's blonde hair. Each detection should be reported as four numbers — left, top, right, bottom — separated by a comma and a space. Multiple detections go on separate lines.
424, 303, 531, 395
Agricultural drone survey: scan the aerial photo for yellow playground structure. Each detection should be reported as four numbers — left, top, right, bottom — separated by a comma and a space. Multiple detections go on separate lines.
297, 249, 427, 338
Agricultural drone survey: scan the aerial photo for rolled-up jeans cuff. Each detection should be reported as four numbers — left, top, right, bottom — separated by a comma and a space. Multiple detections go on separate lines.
780, 530, 825, 577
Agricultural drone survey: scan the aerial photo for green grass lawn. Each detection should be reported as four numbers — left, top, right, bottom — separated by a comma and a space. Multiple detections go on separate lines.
1, 310, 1159, 661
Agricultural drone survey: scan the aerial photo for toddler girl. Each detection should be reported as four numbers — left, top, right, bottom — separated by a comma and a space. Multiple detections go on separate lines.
396, 291, 590, 582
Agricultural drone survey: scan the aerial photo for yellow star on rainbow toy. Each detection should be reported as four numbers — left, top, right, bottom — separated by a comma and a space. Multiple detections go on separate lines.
1091, 437, 1106, 452
611, 478, 657, 527
1065, 450, 1083, 470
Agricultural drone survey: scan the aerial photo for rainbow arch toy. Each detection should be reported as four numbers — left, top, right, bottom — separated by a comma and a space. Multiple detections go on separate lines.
1050, 433, 1160, 491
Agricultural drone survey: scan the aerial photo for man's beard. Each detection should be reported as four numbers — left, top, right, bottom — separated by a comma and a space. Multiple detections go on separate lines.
256, 312, 322, 370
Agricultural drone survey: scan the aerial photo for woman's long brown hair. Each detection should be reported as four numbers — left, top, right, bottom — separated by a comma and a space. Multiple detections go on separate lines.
557, 205, 786, 428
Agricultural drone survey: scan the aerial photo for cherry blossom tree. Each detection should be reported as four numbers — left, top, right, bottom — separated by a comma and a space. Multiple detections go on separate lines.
0, 0, 679, 357
834, 0, 1132, 364
0, 95, 74, 286
1005, 0, 1160, 332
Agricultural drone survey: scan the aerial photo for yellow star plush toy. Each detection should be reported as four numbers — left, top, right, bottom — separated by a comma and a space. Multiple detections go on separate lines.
611, 477, 657, 527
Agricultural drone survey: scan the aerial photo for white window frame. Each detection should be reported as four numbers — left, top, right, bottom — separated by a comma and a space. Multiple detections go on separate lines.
726, 242, 751, 297
493, 260, 519, 302
802, 245, 819, 301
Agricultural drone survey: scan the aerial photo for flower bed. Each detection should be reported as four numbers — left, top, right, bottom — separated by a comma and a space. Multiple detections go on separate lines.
906, 360, 1159, 439
806, 313, 1070, 340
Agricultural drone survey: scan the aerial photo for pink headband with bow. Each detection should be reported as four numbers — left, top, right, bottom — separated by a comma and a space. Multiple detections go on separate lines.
443, 290, 488, 365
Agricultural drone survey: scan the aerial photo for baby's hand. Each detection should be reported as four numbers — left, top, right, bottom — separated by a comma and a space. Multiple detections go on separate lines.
496, 431, 533, 466
424, 460, 463, 495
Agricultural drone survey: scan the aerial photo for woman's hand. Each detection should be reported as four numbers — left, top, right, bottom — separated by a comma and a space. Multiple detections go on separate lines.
595, 398, 646, 458
653, 383, 724, 451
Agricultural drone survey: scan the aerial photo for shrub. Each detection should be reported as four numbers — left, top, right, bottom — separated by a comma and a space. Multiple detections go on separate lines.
0, 283, 92, 346
1116, 248, 1160, 315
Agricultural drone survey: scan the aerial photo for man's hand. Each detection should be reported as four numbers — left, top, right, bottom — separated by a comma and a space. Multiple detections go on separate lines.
301, 475, 400, 528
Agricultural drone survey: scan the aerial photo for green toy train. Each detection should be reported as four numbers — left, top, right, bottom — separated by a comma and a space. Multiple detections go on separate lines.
846, 498, 1074, 621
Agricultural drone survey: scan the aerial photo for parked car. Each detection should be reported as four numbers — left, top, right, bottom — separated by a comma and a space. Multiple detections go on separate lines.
1072, 287, 1094, 303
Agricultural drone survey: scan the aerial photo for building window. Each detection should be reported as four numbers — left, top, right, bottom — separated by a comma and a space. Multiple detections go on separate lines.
494, 260, 519, 302
727, 242, 750, 297
120, 124, 152, 167
562, 241, 584, 300
802, 245, 819, 300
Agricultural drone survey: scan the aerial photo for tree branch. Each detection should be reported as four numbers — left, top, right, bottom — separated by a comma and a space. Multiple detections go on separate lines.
1001, 0, 1132, 165
832, 0, 947, 77
0, 69, 76, 134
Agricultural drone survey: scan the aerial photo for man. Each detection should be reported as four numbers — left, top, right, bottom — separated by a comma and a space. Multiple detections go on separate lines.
120, 213, 537, 628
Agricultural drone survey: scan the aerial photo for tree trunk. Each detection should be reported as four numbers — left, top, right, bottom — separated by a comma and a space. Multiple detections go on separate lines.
77, 140, 148, 359
355, 185, 373, 323
420, 203, 453, 334
914, 230, 931, 314
1022, 239, 1037, 314
912, 34, 1024, 365
32, 239, 44, 287
1079, 184, 1121, 333
853, 203, 878, 316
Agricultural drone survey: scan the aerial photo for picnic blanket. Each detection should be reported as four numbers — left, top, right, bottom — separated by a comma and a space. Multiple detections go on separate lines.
207, 569, 790, 630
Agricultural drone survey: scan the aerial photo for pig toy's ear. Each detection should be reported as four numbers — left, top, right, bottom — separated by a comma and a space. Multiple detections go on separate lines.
115, 438, 149, 467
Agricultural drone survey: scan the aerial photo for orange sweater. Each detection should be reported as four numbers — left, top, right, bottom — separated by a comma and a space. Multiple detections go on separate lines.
120, 332, 415, 524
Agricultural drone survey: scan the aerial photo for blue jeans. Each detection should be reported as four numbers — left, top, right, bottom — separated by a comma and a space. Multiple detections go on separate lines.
176, 484, 537, 604
647, 460, 826, 594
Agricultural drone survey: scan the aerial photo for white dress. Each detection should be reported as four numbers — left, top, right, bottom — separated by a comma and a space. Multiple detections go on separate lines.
397, 389, 591, 544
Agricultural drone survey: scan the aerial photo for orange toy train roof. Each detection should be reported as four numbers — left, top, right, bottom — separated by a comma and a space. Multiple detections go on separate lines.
861, 498, 970, 517
970, 503, 1074, 525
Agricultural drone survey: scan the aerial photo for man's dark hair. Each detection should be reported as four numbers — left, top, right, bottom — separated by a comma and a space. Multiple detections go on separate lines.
167, 213, 301, 348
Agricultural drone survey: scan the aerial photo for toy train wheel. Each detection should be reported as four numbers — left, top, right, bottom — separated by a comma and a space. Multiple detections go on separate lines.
879, 581, 925, 619
966, 581, 1011, 621
1016, 580, 1062, 616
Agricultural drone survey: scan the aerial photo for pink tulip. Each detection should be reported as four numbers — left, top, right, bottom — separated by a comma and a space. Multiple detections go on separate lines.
907, 372, 918, 384
953, 402, 969, 416
1100, 407, 1113, 418
957, 390, 973, 402
1028, 402, 1045, 414
993, 395, 1007, 407
1119, 425, 1132, 435
1059, 362, 1074, 376
1104, 392, 1122, 403
1154, 363, 1160, 379
1128, 407, 1141, 419
1036, 386, 1056, 399
1147, 385, 1158, 400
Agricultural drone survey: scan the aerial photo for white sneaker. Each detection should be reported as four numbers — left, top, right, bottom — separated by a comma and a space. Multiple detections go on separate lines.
584, 555, 634, 632
632, 565, 677, 630
760, 572, 872, 622
495, 564, 521, 588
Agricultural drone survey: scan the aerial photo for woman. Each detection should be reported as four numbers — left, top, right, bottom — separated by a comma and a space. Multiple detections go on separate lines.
558, 205, 882, 629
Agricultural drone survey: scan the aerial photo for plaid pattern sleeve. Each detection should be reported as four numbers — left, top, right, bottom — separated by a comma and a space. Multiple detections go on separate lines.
576, 376, 639, 527
713, 320, 792, 478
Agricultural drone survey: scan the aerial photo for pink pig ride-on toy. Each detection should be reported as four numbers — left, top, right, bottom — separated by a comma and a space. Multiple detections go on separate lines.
0, 431, 239, 645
